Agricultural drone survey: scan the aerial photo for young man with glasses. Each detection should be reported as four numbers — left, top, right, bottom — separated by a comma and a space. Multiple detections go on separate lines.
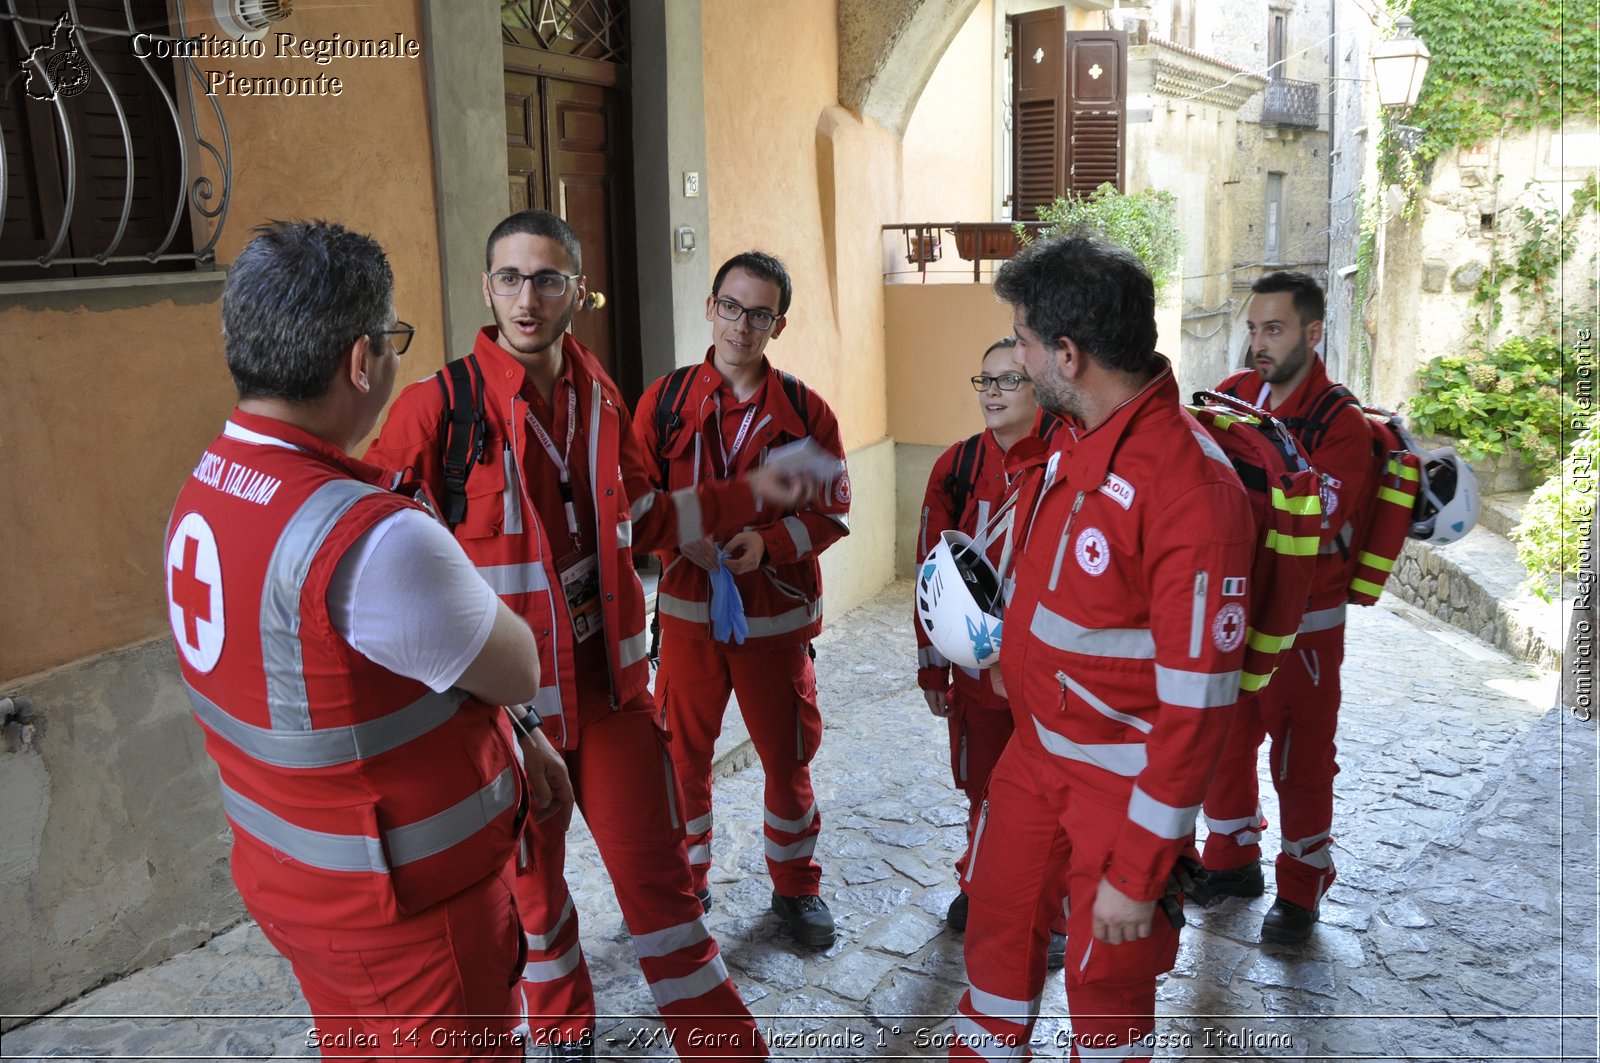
367, 213, 807, 1061
164, 220, 575, 1058
633, 251, 850, 949
914, 337, 1067, 961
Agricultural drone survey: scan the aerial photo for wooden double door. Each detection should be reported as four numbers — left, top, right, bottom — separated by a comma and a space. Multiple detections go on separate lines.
505, 45, 642, 402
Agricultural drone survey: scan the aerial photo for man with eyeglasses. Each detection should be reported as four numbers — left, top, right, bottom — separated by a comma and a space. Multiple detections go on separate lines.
163, 220, 575, 1058
634, 251, 850, 949
914, 337, 1067, 960
368, 213, 805, 1061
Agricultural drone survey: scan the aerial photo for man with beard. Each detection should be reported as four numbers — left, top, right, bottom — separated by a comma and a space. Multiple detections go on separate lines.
366, 210, 804, 1061
1198, 270, 1376, 945
949, 236, 1254, 1062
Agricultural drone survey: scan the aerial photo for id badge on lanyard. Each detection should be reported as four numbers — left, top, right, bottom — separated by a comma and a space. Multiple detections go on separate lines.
527, 388, 581, 547
559, 553, 603, 643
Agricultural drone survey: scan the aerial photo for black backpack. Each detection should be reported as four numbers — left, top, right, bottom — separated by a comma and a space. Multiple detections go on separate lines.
649, 365, 810, 485
433, 355, 490, 528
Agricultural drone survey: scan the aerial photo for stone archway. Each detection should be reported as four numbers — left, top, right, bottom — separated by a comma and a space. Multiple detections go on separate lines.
837, 0, 981, 138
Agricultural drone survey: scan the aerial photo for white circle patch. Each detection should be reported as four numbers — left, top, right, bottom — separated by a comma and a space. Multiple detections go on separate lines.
1320, 482, 1339, 517
1212, 602, 1247, 654
166, 512, 225, 674
1074, 527, 1110, 576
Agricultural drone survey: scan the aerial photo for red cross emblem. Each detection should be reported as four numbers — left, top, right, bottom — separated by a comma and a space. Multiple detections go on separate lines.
166, 513, 225, 672
1075, 527, 1110, 575
1212, 603, 1247, 653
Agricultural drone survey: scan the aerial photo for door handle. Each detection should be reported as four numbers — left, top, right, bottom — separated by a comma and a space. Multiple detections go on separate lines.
583, 290, 607, 311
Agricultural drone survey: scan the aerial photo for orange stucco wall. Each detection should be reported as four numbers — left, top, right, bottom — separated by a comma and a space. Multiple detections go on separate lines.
885, 282, 1015, 447
901, 0, 995, 231
700, 0, 894, 453
0, 2, 443, 677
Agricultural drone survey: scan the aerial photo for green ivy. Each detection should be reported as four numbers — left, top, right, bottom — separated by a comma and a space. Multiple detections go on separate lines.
1406, 334, 1578, 476
1019, 184, 1183, 299
1470, 175, 1599, 332
1512, 419, 1598, 601
1405, 0, 1599, 166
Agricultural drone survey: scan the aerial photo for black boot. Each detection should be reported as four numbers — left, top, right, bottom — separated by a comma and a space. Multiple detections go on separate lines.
771, 890, 837, 947
1260, 897, 1318, 944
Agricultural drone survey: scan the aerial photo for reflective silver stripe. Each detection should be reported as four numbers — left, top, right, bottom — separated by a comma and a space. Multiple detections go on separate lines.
502, 446, 523, 535
765, 835, 818, 862
954, 1016, 1029, 1062
220, 781, 387, 873
1192, 428, 1231, 468
687, 843, 711, 864
385, 767, 518, 865
616, 518, 633, 548
746, 599, 823, 638
618, 627, 649, 669
1205, 808, 1264, 835
630, 493, 656, 522
1057, 669, 1154, 735
968, 986, 1042, 1022
1283, 844, 1334, 869
186, 683, 465, 769
764, 803, 817, 835
1298, 604, 1347, 633
529, 685, 563, 722
672, 489, 705, 544
648, 954, 730, 1008
657, 592, 710, 623
685, 812, 713, 835
1127, 785, 1200, 840
631, 916, 711, 960
523, 944, 584, 984
1031, 716, 1148, 777
262, 480, 384, 730
782, 515, 813, 557
917, 646, 949, 669
826, 512, 849, 533
1031, 605, 1155, 659
477, 562, 551, 596
1283, 829, 1333, 866
524, 896, 575, 952
1155, 665, 1242, 708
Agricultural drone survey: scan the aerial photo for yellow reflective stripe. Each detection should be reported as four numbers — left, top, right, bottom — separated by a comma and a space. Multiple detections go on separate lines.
1357, 550, 1395, 573
1246, 627, 1295, 654
1240, 670, 1275, 692
1391, 460, 1421, 482
1377, 485, 1415, 507
1269, 487, 1322, 516
1265, 529, 1320, 556
1350, 577, 1386, 598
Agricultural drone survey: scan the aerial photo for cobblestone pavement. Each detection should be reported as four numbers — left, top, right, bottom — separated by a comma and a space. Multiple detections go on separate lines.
7, 583, 1595, 1062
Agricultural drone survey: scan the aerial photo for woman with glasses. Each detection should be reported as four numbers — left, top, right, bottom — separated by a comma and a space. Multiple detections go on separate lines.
914, 336, 1069, 963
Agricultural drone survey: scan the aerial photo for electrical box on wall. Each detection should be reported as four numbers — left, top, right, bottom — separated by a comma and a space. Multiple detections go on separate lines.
675, 227, 696, 253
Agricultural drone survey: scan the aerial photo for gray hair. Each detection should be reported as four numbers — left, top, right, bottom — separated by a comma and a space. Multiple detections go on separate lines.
222, 220, 395, 402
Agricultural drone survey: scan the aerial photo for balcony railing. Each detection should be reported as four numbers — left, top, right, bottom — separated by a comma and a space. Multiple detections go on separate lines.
882, 222, 1048, 282
1262, 76, 1319, 129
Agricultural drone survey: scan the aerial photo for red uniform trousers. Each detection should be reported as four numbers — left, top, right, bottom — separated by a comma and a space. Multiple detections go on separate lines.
947, 691, 1014, 884
256, 864, 523, 1061
952, 741, 1178, 1063
656, 634, 824, 897
514, 693, 766, 1060
1202, 624, 1344, 909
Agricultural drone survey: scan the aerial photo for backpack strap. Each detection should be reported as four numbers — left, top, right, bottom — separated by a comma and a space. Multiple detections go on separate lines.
435, 355, 487, 529
777, 370, 808, 426
1283, 383, 1359, 455
943, 432, 985, 522
651, 365, 697, 486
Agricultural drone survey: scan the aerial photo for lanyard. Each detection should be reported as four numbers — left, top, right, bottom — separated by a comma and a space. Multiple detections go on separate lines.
715, 402, 765, 475
527, 387, 581, 542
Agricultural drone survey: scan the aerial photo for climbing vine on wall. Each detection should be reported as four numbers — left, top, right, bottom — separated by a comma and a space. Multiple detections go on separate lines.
1403, 0, 1599, 167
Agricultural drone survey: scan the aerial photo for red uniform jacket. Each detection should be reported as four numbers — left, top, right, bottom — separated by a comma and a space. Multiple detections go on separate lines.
634, 351, 849, 651
1002, 366, 1255, 901
915, 412, 1064, 709
1220, 358, 1376, 622
165, 411, 525, 929
365, 331, 763, 749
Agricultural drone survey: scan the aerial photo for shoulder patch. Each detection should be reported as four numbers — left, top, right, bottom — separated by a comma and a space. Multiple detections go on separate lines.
1099, 472, 1135, 510
166, 512, 226, 674
1212, 602, 1247, 653
1075, 527, 1110, 576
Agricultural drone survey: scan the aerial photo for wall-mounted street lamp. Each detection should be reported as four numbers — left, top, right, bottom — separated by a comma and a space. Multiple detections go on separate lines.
1371, 14, 1431, 152
213, 0, 293, 40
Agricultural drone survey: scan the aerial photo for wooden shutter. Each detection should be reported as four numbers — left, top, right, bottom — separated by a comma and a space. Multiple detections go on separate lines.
1010, 8, 1064, 222
1064, 31, 1125, 197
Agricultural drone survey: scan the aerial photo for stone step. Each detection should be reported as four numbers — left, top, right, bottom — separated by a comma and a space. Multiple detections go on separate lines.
1386, 520, 1565, 671
1478, 490, 1532, 540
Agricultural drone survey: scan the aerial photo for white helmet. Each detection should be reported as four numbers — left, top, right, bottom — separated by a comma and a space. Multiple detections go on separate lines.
1411, 447, 1479, 545
916, 531, 1005, 670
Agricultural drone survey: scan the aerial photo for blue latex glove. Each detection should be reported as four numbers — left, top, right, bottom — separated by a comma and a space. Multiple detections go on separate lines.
709, 552, 749, 645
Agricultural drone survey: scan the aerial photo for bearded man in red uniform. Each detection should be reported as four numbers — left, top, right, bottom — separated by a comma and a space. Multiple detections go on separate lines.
634, 251, 850, 949
366, 211, 807, 1062
163, 220, 574, 1060
950, 236, 1254, 1062
1199, 270, 1376, 945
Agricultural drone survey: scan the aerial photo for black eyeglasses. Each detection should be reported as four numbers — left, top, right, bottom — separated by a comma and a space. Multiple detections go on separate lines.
971, 372, 1030, 392
488, 270, 581, 299
712, 297, 777, 332
379, 321, 415, 356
